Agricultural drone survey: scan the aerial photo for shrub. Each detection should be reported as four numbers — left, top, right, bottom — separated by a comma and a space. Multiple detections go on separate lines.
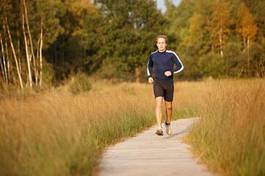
68, 73, 92, 94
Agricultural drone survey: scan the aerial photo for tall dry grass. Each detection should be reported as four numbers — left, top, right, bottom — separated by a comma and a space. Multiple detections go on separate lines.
0, 80, 200, 176
2, 79, 263, 176
187, 79, 265, 176
0, 82, 150, 175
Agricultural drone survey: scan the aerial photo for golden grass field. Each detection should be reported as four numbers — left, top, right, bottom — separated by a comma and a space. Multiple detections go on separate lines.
187, 79, 265, 176
0, 78, 264, 176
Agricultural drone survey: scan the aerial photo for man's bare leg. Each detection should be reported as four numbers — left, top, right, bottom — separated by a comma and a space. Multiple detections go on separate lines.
165, 101, 172, 123
155, 97, 163, 130
165, 101, 172, 135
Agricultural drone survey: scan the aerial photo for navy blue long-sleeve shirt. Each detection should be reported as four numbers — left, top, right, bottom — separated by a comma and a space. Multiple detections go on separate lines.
147, 50, 184, 81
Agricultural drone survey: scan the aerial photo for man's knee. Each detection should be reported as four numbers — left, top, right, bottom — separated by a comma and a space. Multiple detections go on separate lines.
156, 96, 163, 102
165, 102, 172, 110
166, 106, 172, 110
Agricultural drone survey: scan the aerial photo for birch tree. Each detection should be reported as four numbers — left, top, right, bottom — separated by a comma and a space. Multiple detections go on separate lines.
0, 33, 8, 83
236, 2, 257, 73
5, 18, 24, 89
208, 1, 230, 57
21, 2, 32, 88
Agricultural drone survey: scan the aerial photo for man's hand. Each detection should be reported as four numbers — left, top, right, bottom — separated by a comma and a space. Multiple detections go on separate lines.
164, 71, 172, 77
148, 77, 154, 84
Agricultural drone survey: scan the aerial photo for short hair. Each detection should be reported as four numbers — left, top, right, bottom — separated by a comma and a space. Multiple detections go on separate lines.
156, 35, 168, 44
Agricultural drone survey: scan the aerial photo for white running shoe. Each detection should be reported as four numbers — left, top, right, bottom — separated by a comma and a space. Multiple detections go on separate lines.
165, 122, 172, 135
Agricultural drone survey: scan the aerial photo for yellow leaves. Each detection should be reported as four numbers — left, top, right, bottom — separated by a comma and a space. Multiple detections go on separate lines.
64, 0, 98, 16
186, 13, 204, 44
72, 28, 83, 37
211, 1, 230, 30
236, 2, 257, 40
62, 0, 100, 37
204, 1, 231, 56
208, 1, 230, 43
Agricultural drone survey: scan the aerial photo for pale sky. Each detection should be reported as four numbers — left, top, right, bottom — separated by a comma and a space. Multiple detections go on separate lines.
157, 0, 181, 13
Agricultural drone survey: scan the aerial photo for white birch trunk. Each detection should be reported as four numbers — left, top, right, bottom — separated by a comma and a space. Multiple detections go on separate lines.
22, 12, 32, 88
39, 19, 43, 87
5, 37, 11, 83
247, 36, 250, 75
5, 19, 24, 89
219, 28, 224, 58
22, 0, 38, 85
0, 34, 5, 81
0, 33, 8, 83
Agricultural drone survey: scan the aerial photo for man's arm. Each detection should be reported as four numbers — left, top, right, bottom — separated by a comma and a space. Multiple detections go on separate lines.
171, 51, 184, 74
147, 55, 154, 83
147, 55, 153, 78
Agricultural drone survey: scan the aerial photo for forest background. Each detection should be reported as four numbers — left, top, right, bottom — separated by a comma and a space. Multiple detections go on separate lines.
0, 0, 265, 90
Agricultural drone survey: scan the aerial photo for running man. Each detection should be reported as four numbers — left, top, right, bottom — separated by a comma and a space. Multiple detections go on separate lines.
147, 35, 184, 136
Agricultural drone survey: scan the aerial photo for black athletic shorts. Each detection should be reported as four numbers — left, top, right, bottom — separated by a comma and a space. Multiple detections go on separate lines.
153, 79, 174, 102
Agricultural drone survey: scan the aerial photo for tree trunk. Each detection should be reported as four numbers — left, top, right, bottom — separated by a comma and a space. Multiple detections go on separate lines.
219, 28, 224, 57
247, 36, 250, 76
0, 33, 8, 83
135, 65, 141, 83
39, 19, 43, 87
0, 60, 3, 82
16, 29, 22, 78
5, 37, 11, 83
5, 19, 24, 89
22, 0, 38, 85
22, 12, 32, 88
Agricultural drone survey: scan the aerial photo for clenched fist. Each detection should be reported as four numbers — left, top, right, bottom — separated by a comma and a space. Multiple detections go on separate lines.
148, 77, 154, 84
164, 71, 172, 77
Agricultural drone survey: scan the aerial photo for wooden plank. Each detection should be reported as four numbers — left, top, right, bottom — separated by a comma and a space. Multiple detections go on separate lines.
97, 118, 214, 176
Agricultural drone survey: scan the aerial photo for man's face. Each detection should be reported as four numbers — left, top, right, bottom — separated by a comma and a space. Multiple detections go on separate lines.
156, 38, 167, 52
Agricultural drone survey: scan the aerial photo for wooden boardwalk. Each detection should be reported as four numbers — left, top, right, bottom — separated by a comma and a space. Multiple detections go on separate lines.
97, 118, 214, 176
